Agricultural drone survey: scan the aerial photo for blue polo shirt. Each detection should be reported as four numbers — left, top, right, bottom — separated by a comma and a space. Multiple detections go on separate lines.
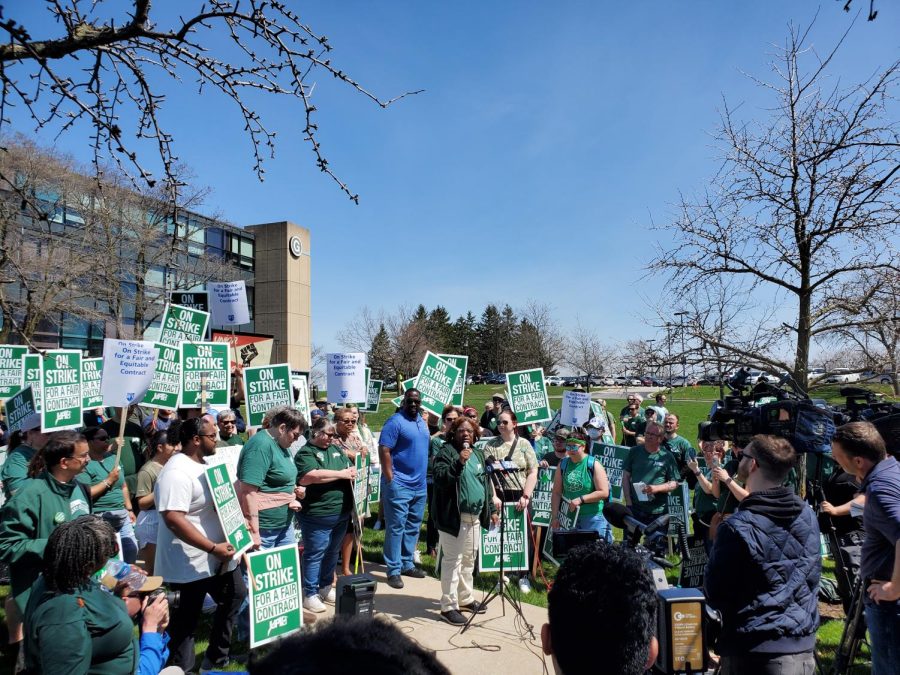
860, 456, 900, 583
379, 411, 429, 490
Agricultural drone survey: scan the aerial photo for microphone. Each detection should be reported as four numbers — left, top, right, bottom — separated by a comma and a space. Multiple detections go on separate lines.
499, 460, 521, 473
602, 502, 646, 534
485, 454, 502, 473
644, 513, 671, 538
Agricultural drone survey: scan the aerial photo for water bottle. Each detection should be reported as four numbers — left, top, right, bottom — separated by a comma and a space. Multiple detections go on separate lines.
101, 560, 146, 592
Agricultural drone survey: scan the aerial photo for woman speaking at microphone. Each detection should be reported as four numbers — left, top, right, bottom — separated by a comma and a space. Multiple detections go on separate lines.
550, 427, 613, 543
432, 417, 501, 625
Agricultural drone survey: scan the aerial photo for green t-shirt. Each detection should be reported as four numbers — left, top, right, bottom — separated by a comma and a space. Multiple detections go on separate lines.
237, 430, 298, 530
716, 456, 742, 514
134, 460, 163, 506
216, 435, 244, 448
458, 454, 487, 516
77, 454, 125, 512
622, 415, 647, 447
623, 445, 679, 515
560, 456, 600, 517
663, 435, 696, 467
295, 443, 353, 517
693, 467, 718, 515
533, 437, 553, 458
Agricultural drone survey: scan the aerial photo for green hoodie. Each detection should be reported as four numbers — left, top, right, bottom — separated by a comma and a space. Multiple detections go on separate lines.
431, 438, 495, 536
0, 471, 92, 612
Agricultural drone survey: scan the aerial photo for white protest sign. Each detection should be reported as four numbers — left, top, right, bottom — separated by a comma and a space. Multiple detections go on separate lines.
326, 353, 366, 404
100, 340, 158, 407
560, 390, 591, 427
208, 280, 250, 326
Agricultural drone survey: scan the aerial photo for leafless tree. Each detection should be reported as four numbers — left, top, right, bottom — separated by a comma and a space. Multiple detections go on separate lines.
338, 304, 430, 384
0, 1, 421, 203
566, 322, 615, 392
517, 300, 565, 375
649, 24, 900, 389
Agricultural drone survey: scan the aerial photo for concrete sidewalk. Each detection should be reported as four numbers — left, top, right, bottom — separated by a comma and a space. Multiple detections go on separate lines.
314, 563, 551, 675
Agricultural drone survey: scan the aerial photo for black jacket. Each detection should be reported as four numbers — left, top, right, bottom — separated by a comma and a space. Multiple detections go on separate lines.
431, 438, 494, 537
705, 487, 820, 655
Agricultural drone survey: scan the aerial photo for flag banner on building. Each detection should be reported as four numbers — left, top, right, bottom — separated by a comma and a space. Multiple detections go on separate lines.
21, 353, 42, 413
100, 340, 158, 410
326, 352, 366, 404
591, 442, 630, 503
81, 357, 104, 410
6, 386, 37, 433
206, 463, 253, 557
413, 351, 461, 416
506, 368, 552, 425
666, 481, 691, 537
480, 503, 530, 572
247, 544, 303, 648
530, 467, 556, 528
181, 341, 230, 408
0, 345, 28, 401
560, 390, 591, 427
169, 291, 209, 313
211, 330, 275, 370
143, 343, 182, 410
542, 497, 581, 566
159, 303, 211, 347
361, 378, 383, 414
243, 363, 293, 427
209, 280, 250, 326
42, 349, 83, 431
437, 354, 468, 406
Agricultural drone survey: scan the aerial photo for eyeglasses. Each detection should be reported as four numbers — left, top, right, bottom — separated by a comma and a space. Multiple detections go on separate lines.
219, 420, 236, 425
318, 431, 337, 438
66, 452, 90, 461
498, 420, 512, 426
741, 452, 757, 463
198, 433, 217, 439
645, 432, 663, 438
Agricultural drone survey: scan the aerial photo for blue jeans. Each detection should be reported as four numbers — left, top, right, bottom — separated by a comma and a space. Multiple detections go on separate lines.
101, 509, 138, 564
865, 598, 900, 675
297, 512, 350, 598
381, 479, 427, 576
238, 523, 297, 639
575, 513, 613, 544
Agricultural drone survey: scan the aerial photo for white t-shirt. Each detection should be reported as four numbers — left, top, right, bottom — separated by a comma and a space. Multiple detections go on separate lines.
154, 453, 237, 583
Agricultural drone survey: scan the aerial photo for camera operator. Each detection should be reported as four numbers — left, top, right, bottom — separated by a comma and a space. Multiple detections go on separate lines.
830, 421, 900, 675
705, 434, 820, 675
541, 541, 657, 675
24, 515, 181, 675
621, 421, 680, 526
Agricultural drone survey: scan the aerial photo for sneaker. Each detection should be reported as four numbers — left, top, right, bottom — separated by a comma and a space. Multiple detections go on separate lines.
302, 594, 327, 613
459, 601, 487, 614
518, 577, 532, 593
401, 566, 426, 579
373, 520, 383, 531
440, 609, 467, 626
386, 575, 404, 589
319, 586, 336, 604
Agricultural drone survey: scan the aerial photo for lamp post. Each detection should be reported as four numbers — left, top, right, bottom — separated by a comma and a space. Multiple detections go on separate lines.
665, 323, 673, 386
674, 311, 688, 383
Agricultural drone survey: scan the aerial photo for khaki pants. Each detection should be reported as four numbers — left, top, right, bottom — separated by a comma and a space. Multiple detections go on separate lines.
439, 513, 480, 612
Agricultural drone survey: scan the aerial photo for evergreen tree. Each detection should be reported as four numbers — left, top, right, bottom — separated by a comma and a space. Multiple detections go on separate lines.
367, 324, 393, 380
427, 305, 454, 353
476, 305, 503, 373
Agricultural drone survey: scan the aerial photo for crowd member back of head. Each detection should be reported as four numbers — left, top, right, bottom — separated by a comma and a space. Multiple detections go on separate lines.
249, 614, 449, 675
542, 541, 658, 675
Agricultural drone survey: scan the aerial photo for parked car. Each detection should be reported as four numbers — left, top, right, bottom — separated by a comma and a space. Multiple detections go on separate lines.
669, 375, 698, 387
861, 370, 896, 385
545, 375, 565, 387
639, 375, 664, 386
824, 368, 861, 384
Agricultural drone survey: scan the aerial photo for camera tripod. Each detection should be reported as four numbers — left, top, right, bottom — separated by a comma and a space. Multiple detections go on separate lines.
460, 465, 534, 638
830, 576, 869, 675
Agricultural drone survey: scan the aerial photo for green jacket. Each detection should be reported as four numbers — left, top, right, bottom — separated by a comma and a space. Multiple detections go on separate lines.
0, 472, 92, 612
431, 438, 494, 536
0, 444, 37, 501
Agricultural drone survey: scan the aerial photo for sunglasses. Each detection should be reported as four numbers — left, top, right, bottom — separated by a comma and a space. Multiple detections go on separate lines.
318, 431, 337, 438
498, 420, 512, 426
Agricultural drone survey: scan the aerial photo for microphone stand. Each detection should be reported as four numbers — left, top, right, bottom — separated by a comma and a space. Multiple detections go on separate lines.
461, 462, 534, 638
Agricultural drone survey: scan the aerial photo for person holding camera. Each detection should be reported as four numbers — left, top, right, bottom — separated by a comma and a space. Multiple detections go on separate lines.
705, 434, 820, 675
24, 515, 181, 675
155, 417, 246, 673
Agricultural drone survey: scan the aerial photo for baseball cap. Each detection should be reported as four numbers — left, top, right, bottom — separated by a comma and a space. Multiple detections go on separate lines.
101, 572, 164, 594
554, 426, 571, 440
311, 409, 325, 418
586, 417, 604, 429
19, 412, 41, 432
491, 392, 504, 401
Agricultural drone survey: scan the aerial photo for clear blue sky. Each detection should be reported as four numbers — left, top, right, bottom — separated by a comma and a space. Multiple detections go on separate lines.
7, 2, 899, 359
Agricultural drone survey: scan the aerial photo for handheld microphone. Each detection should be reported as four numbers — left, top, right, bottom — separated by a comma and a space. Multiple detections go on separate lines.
602, 502, 646, 534
644, 513, 671, 538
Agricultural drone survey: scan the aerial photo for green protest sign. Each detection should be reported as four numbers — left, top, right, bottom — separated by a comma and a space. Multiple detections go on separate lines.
413, 351, 461, 416
356, 367, 371, 407
144, 343, 181, 410
437, 354, 468, 406
666, 481, 691, 537
390, 395, 403, 408
361, 377, 383, 414
181, 341, 230, 408
6, 386, 36, 433
247, 544, 303, 648
678, 535, 710, 589
81, 357, 103, 410
41, 350, 82, 431
591, 442, 630, 503
400, 377, 416, 393
205, 463, 253, 556
159, 303, 210, 347
243, 363, 293, 427
480, 503, 529, 572
0, 345, 27, 401
506, 368, 551, 425
22, 354, 42, 412
542, 497, 581, 566
368, 464, 381, 504
353, 453, 370, 518
530, 467, 556, 528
